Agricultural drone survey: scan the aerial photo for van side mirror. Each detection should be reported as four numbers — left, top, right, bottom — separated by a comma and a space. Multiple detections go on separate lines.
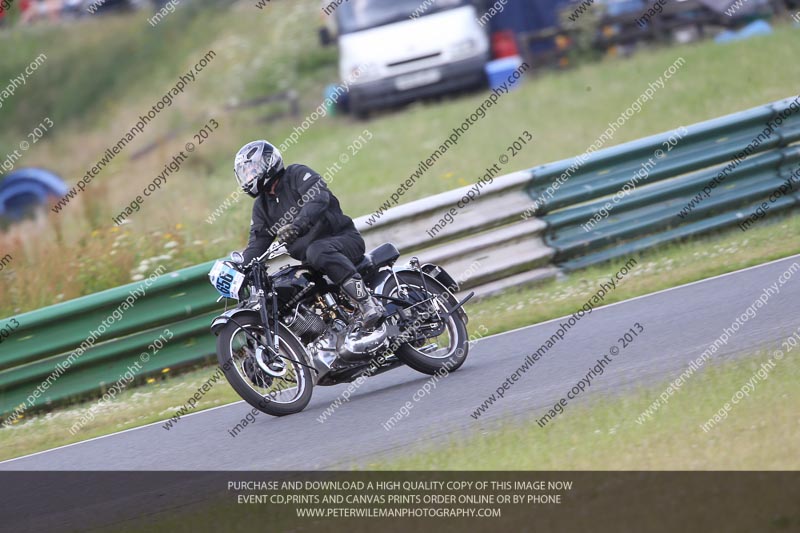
319, 26, 334, 47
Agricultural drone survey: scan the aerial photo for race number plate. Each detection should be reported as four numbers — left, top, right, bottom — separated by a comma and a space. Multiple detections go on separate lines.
208, 260, 245, 300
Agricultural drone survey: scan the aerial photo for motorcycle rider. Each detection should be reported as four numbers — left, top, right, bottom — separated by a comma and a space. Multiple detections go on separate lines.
235, 140, 385, 328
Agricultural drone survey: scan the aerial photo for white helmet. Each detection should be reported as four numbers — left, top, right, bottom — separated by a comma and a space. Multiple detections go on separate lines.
234, 140, 284, 198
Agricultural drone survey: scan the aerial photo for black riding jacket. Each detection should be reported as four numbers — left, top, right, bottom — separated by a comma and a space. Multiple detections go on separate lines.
242, 164, 357, 264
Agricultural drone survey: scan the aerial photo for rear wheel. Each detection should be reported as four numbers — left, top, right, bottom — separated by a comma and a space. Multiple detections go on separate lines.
382, 272, 469, 375
216, 315, 313, 416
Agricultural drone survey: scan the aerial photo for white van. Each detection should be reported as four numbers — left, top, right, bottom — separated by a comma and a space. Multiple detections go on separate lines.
323, 0, 490, 116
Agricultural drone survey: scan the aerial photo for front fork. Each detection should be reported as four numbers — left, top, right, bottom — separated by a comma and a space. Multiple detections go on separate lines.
249, 266, 318, 376
252, 266, 282, 372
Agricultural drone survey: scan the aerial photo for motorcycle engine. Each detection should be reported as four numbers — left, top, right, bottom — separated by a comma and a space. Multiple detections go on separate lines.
284, 304, 327, 341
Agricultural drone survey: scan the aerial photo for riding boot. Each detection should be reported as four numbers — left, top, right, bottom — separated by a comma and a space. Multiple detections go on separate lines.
341, 275, 384, 328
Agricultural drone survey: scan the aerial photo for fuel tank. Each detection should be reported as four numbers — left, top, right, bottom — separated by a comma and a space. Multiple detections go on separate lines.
271, 265, 325, 307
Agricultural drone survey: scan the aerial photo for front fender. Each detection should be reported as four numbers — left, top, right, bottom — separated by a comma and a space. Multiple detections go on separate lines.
210, 308, 261, 336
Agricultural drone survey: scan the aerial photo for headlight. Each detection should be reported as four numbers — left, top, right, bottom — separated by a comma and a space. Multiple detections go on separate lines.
347, 62, 380, 83
450, 39, 477, 57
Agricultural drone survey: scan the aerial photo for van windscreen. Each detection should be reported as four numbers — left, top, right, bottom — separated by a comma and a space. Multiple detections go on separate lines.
334, 0, 468, 34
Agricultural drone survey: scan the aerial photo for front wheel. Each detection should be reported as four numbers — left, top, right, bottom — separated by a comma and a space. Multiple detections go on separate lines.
382, 272, 469, 375
216, 315, 313, 417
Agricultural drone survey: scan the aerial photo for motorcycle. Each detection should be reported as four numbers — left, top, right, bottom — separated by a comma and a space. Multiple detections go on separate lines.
208, 241, 473, 416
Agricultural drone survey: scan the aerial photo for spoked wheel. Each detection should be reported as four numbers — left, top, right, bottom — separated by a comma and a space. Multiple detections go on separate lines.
383, 272, 469, 375
216, 315, 313, 416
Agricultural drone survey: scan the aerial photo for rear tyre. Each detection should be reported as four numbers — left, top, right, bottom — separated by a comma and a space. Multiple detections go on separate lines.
216, 315, 313, 417
382, 272, 469, 375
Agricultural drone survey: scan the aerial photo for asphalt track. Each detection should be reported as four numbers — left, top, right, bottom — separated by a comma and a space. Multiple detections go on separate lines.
2, 254, 799, 471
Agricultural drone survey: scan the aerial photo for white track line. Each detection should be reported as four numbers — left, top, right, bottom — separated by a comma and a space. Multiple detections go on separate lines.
3, 252, 798, 466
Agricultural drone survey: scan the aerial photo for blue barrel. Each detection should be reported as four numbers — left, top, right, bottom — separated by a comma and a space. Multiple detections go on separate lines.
485, 56, 525, 92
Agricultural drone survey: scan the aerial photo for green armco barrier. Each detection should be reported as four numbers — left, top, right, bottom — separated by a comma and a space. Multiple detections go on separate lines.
0, 259, 223, 417
3, 261, 219, 372
524, 97, 800, 193
548, 169, 794, 258
533, 96, 800, 270
543, 148, 800, 230
527, 100, 800, 214
2, 96, 799, 418
0, 313, 219, 418
545, 149, 800, 255
530, 123, 800, 214
558, 195, 798, 272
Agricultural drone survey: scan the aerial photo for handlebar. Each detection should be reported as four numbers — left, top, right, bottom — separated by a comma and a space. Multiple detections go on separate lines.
244, 241, 288, 270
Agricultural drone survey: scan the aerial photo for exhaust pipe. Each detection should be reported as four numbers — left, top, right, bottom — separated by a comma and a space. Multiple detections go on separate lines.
337, 324, 389, 362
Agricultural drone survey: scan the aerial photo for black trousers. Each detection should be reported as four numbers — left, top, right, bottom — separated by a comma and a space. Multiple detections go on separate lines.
305, 229, 366, 285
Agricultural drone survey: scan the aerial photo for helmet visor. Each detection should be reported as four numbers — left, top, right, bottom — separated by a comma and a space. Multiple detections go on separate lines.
234, 158, 266, 190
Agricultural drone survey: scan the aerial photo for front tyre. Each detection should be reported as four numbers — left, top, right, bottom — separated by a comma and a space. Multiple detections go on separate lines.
216, 315, 313, 417
383, 272, 469, 376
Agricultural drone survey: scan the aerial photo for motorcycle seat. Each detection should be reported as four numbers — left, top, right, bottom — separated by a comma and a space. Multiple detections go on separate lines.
356, 243, 400, 275
355, 254, 373, 274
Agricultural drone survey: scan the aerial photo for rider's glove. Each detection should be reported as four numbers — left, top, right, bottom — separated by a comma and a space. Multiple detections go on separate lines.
276, 223, 303, 244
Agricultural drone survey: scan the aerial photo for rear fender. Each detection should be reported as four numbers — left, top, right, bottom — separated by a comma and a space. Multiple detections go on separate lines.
420, 263, 459, 293
379, 267, 469, 325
